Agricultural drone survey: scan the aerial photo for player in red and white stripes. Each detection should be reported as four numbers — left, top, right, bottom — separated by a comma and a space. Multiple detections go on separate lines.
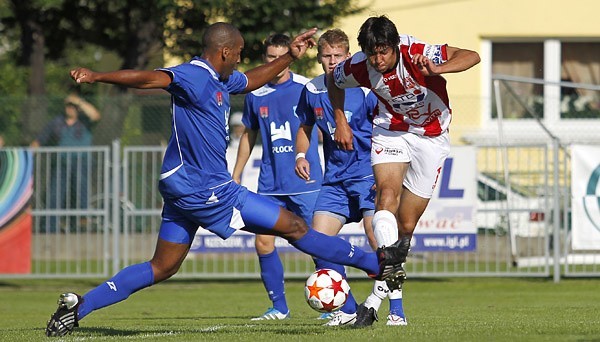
328, 15, 480, 326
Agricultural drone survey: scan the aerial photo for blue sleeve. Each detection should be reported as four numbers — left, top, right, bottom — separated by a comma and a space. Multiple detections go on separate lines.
225, 71, 248, 95
366, 90, 378, 115
161, 64, 204, 106
296, 87, 315, 126
242, 94, 259, 130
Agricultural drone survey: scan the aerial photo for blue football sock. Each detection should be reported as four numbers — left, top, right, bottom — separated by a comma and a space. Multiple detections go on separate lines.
78, 261, 154, 320
314, 258, 357, 314
293, 229, 379, 276
389, 298, 405, 317
258, 249, 288, 314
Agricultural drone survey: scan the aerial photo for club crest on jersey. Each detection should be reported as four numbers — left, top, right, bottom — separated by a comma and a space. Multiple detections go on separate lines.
216, 92, 223, 106
315, 107, 324, 120
260, 106, 269, 118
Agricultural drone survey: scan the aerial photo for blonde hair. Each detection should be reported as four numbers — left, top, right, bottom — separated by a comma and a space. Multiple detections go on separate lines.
317, 29, 350, 56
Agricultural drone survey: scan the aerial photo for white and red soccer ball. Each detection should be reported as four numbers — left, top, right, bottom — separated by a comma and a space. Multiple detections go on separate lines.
304, 268, 350, 312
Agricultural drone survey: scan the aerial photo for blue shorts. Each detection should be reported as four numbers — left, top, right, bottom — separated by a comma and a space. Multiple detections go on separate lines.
159, 181, 283, 244
262, 191, 319, 227
314, 176, 376, 224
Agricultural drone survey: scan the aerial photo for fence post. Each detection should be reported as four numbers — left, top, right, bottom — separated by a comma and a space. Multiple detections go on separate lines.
552, 138, 561, 283
111, 139, 121, 274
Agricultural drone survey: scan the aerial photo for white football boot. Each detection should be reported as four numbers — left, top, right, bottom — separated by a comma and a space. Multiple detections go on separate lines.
323, 311, 357, 326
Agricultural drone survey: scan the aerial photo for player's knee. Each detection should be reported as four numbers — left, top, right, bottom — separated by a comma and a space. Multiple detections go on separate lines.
149, 260, 181, 283
378, 188, 400, 209
284, 214, 308, 241
398, 219, 417, 235
255, 236, 275, 254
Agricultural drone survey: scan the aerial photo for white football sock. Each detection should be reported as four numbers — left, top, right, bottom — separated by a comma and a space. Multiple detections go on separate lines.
388, 286, 403, 300
372, 210, 399, 247
365, 211, 399, 310
364, 280, 389, 310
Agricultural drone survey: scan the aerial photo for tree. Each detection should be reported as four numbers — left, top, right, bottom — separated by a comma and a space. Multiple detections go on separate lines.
2, 0, 63, 142
0, 0, 366, 145
166, 0, 365, 75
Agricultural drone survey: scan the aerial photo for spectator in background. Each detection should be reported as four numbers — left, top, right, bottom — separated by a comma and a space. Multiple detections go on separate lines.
31, 93, 101, 231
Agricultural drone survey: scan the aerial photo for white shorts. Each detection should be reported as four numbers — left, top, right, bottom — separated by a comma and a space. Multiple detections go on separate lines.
371, 125, 450, 199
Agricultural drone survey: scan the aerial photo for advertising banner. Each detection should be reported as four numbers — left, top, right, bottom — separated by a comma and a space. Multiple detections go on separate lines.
571, 145, 600, 250
190, 145, 477, 253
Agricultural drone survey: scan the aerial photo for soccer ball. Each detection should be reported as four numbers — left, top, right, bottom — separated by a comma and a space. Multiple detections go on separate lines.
304, 268, 350, 313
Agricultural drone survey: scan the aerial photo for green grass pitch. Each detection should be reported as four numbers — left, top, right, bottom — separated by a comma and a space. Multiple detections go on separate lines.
1, 277, 599, 341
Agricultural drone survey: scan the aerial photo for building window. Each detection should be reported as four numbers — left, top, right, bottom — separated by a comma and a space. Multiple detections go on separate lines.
491, 42, 544, 119
560, 42, 600, 119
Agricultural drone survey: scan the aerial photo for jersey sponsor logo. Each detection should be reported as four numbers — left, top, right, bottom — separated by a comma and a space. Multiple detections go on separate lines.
271, 145, 294, 153
326, 122, 335, 140
344, 110, 353, 123
315, 107, 324, 119
270, 121, 292, 142
216, 92, 223, 106
324, 111, 352, 140
382, 147, 405, 157
391, 92, 426, 109
383, 74, 398, 82
260, 106, 269, 118
374, 146, 384, 154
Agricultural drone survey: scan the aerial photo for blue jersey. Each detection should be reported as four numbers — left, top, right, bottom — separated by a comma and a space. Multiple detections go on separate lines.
157, 57, 248, 199
296, 74, 378, 184
243, 72, 322, 195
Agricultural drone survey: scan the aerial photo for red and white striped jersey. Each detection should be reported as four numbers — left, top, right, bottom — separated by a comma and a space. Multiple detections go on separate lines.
333, 35, 450, 137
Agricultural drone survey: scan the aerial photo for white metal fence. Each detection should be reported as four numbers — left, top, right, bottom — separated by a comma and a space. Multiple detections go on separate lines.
29, 146, 111, 278
2, 140, 594, 281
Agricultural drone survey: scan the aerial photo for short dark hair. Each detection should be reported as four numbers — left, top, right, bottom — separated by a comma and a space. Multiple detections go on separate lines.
202, 22, 242, 52
357, 15, 400, 55
263, 33, 291, 54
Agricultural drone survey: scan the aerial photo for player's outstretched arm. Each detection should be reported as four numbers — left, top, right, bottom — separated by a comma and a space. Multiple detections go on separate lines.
244, 28, 318, 92
70, 68, 172, 89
